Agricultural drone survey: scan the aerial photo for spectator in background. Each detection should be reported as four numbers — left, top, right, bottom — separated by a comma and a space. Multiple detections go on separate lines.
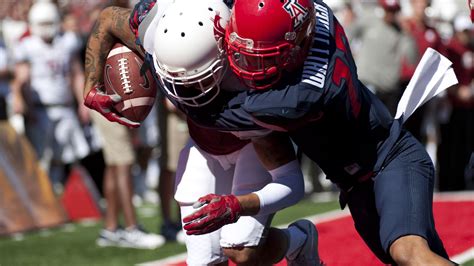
400, 0, 446, 143
10, 1, 90, 192
438, 14, 474, 191
354, 0, 418, 115
133, 103, 160, 203
327, 0, 359, 50
401, 0, 446, 69
156, 96, 188, 242
0, 0, 30, 81
90, 110, 165, 249
88, 0, 165, 250
395, 0, 448, 170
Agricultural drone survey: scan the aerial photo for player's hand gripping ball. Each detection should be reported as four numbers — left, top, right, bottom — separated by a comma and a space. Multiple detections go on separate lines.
104, 43, 157, 123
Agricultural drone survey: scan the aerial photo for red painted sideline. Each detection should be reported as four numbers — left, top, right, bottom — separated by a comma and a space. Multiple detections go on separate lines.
166, 201, 474, 266
61, 167, 102, 221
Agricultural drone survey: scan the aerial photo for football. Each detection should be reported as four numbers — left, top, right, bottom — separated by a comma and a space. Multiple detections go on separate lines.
104, 43, 157, 123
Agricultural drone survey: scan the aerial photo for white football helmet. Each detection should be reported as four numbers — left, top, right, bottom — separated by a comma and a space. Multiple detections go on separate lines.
28, 1, 61, 40
153, 0, 230, 107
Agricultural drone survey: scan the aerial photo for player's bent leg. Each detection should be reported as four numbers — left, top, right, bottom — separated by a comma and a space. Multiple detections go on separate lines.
175, 141, 235, 265
345, 180, 393, 263
222, 227, 287, 265
222, 246, 265, 265
174, 140, 234, 205
222, 144, 278, 266
373, 132, 453, 265
221, 217, 321, 265
220, 214, 278, 265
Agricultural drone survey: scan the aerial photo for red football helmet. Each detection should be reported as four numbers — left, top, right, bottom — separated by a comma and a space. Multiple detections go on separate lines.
225, 0, 316, 89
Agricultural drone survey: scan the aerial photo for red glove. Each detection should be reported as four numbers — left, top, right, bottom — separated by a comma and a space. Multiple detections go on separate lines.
84, 84, 140, 128
183, 194, 242, 235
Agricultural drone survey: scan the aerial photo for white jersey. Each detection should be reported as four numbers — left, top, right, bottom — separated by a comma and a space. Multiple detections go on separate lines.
14, 32, 81, 106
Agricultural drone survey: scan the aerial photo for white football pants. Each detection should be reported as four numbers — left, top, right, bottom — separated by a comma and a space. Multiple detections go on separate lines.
175, 139, 273, 265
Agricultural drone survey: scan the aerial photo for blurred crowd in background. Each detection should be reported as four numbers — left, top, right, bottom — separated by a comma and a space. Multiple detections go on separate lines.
309, 0, 474, 194
0, 0, 472, 248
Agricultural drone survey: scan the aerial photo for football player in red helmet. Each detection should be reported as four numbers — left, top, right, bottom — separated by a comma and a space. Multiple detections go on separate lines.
183, 0, 456, 265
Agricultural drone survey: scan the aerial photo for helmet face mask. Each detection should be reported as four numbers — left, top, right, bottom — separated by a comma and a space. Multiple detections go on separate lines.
154, 57, 225, 107
225, 0, 316, 89
226, 32, 294, 89
153, 0, 230, 107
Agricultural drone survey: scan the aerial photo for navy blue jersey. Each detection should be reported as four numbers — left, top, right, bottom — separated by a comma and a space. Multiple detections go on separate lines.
167, 1, 396, 187
243, 2, 395, 186
131, 0, 396, 186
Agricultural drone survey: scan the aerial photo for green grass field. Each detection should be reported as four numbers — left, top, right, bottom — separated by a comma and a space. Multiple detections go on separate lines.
1, 198, 472, 266
0, 199, 339, 266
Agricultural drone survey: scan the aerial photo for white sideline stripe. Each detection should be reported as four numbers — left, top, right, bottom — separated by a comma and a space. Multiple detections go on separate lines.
136, 254, 188, 266
107, 45, 132, 58
451, 247, 474, 264
136, 210, 352, 266
121, 97, 155, 111
137, 191, 474, 266
433, 191, 474, 202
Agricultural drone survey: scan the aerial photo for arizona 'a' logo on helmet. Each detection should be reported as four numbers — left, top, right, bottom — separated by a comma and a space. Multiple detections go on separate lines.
283, 0, 310, 29
224, 0, 316, 89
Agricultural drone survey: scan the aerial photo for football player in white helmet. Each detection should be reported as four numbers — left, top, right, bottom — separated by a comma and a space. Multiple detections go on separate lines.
152, 0, 228, 107
83, 0, 319, 265
11, 1, 90, 191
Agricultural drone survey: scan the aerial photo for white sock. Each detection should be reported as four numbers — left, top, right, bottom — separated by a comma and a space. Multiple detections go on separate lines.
283, 226, 307, 260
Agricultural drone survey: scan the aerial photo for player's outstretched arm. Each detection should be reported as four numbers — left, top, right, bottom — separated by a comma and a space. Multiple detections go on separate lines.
83, 6, 140, 128
183, 133, 305, 235
83, 6, 137, 98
